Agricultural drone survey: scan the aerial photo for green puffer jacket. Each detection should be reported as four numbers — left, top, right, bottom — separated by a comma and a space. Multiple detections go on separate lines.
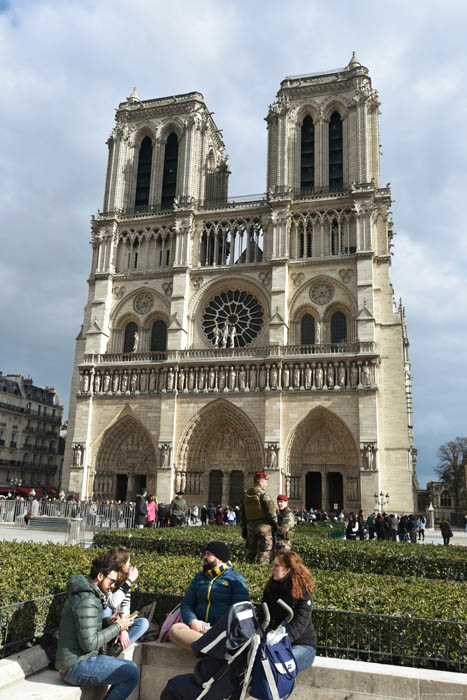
55, 575, 120, 671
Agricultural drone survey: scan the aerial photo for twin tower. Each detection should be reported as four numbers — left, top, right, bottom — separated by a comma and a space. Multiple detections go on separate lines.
63, 54, 417, 515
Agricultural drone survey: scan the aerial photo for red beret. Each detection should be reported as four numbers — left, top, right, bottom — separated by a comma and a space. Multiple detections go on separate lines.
254, 472, 268, 481
277, 494, 288, 502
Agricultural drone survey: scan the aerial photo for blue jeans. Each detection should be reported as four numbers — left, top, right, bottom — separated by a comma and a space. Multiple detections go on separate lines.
292, 644, 316, 673
62, 654, 139, 700
102, 608, 149, 645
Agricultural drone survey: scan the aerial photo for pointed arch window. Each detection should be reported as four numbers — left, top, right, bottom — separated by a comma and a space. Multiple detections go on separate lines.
300, 314, 315, 345
331, 311, 347, 344
123, 322, 138, 353
135, 137, 153, 209
151, 320, 167, 352
301, 115, 315, 193
161, 132, 179, 209
329, 111, 343, 191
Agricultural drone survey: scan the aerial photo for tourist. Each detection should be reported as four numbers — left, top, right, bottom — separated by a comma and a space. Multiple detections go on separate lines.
417, 514, 425, 541
366, 511, 376, 540
439, 517, 452, 545
345, 513, 358, 540
134, 490, 147, 529
200, 505, 208, 525
169, 491, 187, 526
407, 514, 418, 543
275, 495, 296, 552
146, 496, 156, 528
261, 550, 317, 673
357, 509, 365, 540
169, 541, 249, 650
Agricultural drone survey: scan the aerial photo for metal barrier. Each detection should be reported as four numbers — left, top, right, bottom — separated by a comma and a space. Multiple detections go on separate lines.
1, 593, 465, 672
0, 500, 135, 529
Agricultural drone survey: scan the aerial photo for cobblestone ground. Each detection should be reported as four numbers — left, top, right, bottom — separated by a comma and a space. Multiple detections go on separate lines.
0, 523, 466, 547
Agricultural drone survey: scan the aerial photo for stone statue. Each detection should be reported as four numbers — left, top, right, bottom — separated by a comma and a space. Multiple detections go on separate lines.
213, 324, 222, 348
270, 364, 278, 389
103, 372, 111, 393
239, 366, 247, 390
222, 323, 230, 349
178, 368, 185, 392
167, 368, 175, 392
229, 366, 236, 391
363, 444, 375, 470
198, 367, 206, 391
259, 365, 266, 390
132, 330, 139, 352
362, 361, 371, 387
293, 365, 300, 389
338, 362, 346, 388
112, 372, 120, 393
149, 370, 156, 392
73, 444, 82, 466
327, 364, 334, 388
316, 320, 321, 344
94, 373, 101, 393
83, 373, 90, 393
140, 370, 147, 392
160, 443, 171, 468
218, 367, 226, 391
230, 325, 237, 348
282, 364, 290, 389
350, 363, 358, 387
304, 364, 312, 390
268, 443, 278, 469
208, 366, 216, 390
315, 363, 323, 389
120, 371, 128, 393
249, 365, 257, 391
130, 371, 138, 393
188, 368, 195, 391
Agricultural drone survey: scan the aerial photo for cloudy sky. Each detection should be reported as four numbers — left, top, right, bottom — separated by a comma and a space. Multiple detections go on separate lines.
1, 0, 466, 488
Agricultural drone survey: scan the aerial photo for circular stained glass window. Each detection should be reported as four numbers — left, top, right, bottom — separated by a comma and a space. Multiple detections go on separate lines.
202, 289, 264, 348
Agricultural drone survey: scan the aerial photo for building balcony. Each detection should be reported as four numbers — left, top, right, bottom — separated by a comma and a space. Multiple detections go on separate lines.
24, 426, 59, 437
23, 444, 57, 454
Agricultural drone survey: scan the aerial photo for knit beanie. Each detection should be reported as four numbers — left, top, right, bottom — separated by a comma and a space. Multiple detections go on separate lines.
206, 540, 231, 563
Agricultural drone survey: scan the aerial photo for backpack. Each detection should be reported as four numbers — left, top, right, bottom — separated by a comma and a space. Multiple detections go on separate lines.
137, 599, 160, 642
249, 624, 297, 700
158, 603, 183, 643
39, 628, 60, 669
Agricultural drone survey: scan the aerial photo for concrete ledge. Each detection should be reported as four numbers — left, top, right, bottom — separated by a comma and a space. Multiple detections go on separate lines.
1, 640, 466, 700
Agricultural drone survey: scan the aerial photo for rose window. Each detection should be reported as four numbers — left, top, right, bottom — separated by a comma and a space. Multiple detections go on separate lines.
202, 290, 264, 348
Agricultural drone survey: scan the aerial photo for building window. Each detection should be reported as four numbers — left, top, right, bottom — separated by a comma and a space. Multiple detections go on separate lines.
123, 322, 138, 353
151, 320, 167, 352
134, 137, 153, 209
440, 491, 452, 508
300, 314, 315, 345
331, 311, 347, 344
161, 133, 178, 209
329, 111, 343, 191
301, 116, 315, 192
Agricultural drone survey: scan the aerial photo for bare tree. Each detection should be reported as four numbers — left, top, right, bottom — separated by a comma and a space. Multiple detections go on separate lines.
435, 437, 467, 515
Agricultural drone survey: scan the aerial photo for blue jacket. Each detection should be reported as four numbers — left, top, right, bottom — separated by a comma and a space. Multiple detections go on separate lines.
181, 563, 249, 626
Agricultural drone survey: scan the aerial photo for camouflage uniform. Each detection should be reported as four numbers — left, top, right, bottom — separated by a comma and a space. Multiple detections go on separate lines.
275, 507, 296, 553
240, 485, 277, 564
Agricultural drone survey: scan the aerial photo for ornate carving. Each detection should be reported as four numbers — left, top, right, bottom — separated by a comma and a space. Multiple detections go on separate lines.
113, 285, 126, 299
192, 276, 204, 291
338, 269, 353, 284
266, 443, 279, 470
162, 282, 173, 296
291, 272, 305, 288
159, 442, 172, 469
133, 293, 154, 314
202, 290, 264, 348
72, 443, 84, 466
361, 443, 376, 471
310, 282, 334, 305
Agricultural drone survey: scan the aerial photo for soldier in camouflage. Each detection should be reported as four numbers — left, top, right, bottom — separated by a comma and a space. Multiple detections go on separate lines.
240, 472, 277, 564
275, 494, 295, 553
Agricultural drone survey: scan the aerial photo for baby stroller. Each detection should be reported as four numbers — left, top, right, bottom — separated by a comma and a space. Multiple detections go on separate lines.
161, 598, 297, 700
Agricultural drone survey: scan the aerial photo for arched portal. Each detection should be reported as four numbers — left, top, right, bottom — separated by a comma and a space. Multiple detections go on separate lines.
286, 407, 359, 513
177, 399, 264, 507
94, 415, 157, 501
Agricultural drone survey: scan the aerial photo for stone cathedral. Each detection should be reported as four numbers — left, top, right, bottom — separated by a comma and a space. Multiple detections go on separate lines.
63, 54, 417, 514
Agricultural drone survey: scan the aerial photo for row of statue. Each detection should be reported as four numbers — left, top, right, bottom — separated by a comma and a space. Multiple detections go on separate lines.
79, 360, 375, 395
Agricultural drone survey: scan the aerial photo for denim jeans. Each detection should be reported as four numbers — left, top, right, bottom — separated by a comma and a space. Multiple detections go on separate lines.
102, 608, 150, 645
62, 654, 139, 700
292, 644, 316, 673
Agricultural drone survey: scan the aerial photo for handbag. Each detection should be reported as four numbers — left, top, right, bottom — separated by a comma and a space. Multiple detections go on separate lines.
249, 624, 297, 700
158, 602, 183, 643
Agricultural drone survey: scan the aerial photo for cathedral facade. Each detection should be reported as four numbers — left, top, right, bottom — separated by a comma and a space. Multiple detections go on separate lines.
63, 54, 417, 514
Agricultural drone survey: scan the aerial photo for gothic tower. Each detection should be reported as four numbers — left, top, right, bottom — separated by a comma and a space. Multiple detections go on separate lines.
63, 55, 417, 514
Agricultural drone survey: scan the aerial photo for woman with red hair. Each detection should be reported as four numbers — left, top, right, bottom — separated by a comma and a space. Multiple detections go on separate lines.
261, 550, 317, 673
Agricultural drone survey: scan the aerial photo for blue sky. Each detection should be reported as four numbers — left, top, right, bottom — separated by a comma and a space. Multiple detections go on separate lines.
1, 0, 466, 488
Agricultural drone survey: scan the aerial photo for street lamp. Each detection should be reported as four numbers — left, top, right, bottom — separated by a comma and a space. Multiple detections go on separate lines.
374, 491, 390, 512
10, 477, 22, 497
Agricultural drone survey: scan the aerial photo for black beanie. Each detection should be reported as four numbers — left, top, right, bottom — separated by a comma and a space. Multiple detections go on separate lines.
206, 541, 231, 563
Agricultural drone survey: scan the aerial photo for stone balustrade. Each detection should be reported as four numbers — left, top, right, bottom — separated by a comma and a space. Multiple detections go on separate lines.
77, 357, 377, 397
82, 341, 375, 365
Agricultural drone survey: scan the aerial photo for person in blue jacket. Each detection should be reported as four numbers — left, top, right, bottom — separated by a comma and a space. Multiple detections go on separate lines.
169, 540, 249, 650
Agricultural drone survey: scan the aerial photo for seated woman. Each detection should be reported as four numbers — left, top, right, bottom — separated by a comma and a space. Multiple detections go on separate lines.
261, 550, 317, 673
103, 546, 149, 651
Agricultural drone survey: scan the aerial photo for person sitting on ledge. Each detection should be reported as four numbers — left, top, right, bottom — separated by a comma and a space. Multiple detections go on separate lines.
169, 540, 249, 651
56, 552, 139, 700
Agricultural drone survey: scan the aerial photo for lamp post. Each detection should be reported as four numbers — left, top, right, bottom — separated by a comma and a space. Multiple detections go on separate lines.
374, 491, 390, 513
10, 477, 22, 498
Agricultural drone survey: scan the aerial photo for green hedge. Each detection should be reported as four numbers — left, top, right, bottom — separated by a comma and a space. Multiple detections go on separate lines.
1, 542, 466, 671
92, 527, 467, 582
